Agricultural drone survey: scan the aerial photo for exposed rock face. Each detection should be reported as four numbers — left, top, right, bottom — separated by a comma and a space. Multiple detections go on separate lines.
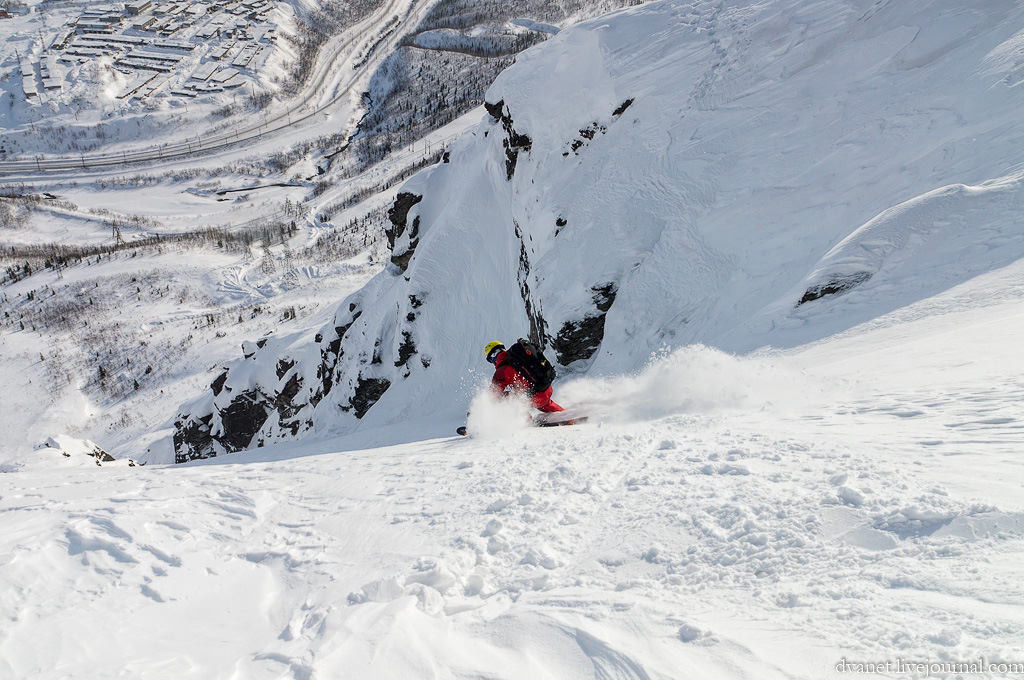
275, 372, 304, 435
171, 184, 441, 463
173, 414, 215, 463
798, 272, 872, 305
395, 331, 416, 368
485, 99, 532, 181
563, 100, 633, 156
514, 221, 548, 346
210, 371, 228, 396
612, 98, 634, 116
174, 386, 275, 463
566, 122, 607, 155
317, 308, 362, 404
218, 392, 270, 452
552, 283, 618, 366
276, 359, 295, 380
172, 305, 370, 462
484, 99, 504, 121
91, 445, 116, 463
386, 192, 424, 273
348, 377, 392, 419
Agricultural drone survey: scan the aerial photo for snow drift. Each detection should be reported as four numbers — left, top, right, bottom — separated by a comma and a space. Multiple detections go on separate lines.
167, 0, 1024, 462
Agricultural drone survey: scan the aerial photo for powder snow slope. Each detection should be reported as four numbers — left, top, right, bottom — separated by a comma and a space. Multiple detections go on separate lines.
169, 0, 1024, 461
2, 259, 1023, 678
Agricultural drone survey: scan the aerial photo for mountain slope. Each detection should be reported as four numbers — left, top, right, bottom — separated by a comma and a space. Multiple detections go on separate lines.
3, 257, 1023, 678
168, 0, 1024, 462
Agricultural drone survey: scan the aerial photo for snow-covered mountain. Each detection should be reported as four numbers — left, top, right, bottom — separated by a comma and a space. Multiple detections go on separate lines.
170, 0, 1024, 463
5, 1, 1024, 677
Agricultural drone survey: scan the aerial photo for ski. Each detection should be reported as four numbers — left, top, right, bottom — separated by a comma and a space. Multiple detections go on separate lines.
534, 416, 589, 428
457, 416, 587, 437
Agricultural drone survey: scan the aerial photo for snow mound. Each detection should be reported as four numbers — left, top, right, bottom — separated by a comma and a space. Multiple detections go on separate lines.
770, 173, 1024, 335
0, 435, 132, 472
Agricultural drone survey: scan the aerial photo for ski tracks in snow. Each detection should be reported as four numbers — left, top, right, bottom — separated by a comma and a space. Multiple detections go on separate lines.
340, 403, 1024, 678
3, 397, 1023, 678
0, 461, 385, 679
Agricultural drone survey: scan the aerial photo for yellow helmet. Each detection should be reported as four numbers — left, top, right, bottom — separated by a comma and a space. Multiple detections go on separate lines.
484, 341, 505, 363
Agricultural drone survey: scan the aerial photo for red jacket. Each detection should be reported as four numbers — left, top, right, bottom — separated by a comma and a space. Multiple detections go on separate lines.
491, 350, 563, 412
490, 351, 531, 393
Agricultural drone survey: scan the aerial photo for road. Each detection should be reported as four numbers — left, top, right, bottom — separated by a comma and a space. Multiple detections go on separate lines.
0, 0, 430, 177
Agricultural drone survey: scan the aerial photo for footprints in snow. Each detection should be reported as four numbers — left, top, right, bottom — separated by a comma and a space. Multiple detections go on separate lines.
353, 413, 1024, 665
350, 432, 647, 615
53, 480, 300, 607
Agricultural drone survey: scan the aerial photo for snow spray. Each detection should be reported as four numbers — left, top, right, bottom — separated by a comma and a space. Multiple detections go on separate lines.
465, 390, 535, 439
558, 344, 824, 423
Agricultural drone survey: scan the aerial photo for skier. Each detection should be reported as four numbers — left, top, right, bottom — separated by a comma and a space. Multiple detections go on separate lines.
484, 339, 564, 413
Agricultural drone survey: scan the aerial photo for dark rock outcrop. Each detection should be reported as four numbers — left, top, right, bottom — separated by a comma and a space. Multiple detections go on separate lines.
798, 272, 872, 305
174, 413, 214, 463
395, 330, 416, 368
514, 221, 548, 345
276, 359, 296, 380
485, 99, 532, 181
386, 192, 424, 273
218, 391, 270, 452
348, 377, 392, 418
275, 372, 304, 435
173, 300, 379, 463
485, 99, 504, 121
315, 307, 362, 407
566, 122, 607, 156
563, 101, 633, 157
210, 371, 228, 396
552, 283, 618, 365
90, 444, 115, 463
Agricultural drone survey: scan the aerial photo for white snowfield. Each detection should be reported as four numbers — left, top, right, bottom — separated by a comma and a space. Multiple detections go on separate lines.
4, 0, 1024, 677
3, 268, 1023, 678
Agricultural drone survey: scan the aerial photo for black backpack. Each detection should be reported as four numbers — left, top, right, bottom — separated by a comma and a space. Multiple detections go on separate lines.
504, 338, 556, 393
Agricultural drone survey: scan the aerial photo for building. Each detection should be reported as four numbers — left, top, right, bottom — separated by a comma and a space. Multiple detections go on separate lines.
51, 29, 75, 50
127, 0, 153, 16
76, 20, 116, 34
